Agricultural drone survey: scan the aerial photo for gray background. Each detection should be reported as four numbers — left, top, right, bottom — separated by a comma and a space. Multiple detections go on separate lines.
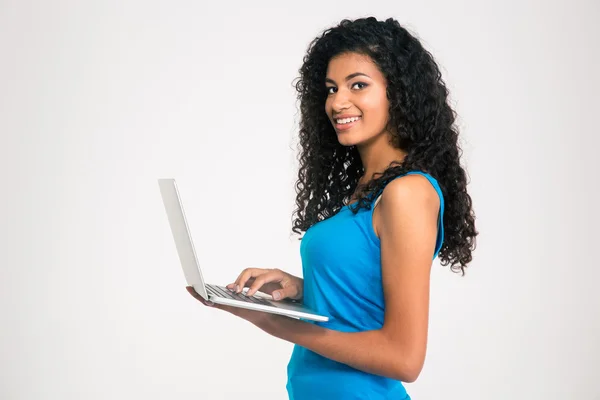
1, 0, 598, 399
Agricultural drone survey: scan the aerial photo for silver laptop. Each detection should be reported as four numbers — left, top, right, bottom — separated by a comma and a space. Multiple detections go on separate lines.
158, 178, 329, 322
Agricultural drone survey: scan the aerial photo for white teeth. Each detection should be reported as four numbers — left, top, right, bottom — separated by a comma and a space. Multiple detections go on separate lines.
336, 116, 361, 124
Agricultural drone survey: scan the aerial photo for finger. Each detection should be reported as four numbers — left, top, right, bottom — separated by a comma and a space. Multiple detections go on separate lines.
234, 268, 269, 293
246, 270, 283, 297
186, 286, 215, 307
186, 286, 202, 300
272, 285, 299, 301
226, 278, 255, 291
235, 269, 263, 292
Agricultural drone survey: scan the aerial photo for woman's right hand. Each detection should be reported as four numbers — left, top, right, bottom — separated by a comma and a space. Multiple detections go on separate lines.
226, 268, 303, 302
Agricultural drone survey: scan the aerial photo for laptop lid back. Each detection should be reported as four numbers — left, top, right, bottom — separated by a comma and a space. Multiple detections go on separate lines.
158, 178, 208, 299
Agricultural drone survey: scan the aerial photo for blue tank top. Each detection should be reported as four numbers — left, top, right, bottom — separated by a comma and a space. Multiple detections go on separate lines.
286, 171, 445, 400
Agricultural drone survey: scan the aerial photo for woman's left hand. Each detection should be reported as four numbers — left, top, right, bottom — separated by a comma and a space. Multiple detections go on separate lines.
185, 286, 273, 328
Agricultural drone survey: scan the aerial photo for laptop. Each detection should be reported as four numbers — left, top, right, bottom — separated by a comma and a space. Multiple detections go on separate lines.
157, 178, 329, 322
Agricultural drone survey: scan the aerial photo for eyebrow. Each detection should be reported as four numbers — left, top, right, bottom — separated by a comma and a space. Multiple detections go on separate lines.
325, 72, 371, 84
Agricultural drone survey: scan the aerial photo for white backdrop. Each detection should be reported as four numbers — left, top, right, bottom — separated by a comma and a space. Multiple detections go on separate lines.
1, 1, 598, 399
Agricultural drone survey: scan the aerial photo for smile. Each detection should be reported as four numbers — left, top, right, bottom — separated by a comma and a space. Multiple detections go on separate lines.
334, 116, 361, 131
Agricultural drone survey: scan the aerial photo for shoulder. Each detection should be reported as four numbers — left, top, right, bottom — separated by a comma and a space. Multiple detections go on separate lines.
372, 174, 441, 239
379, 174, 440, 214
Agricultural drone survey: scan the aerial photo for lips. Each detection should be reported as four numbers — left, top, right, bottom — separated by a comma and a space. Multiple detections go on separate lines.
334, 116, 361, 131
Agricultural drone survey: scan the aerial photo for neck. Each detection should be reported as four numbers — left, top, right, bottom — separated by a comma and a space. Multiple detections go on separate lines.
356, 133, 407, 183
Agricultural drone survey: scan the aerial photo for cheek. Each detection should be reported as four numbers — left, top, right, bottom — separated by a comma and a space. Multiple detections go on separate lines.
359, 90, 389, 119
324, 98, 332, 114
362, 100, 389, 125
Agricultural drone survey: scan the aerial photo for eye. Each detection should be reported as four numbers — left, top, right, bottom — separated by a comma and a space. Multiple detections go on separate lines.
325, 82, 368, 95
351, 82, 368, 90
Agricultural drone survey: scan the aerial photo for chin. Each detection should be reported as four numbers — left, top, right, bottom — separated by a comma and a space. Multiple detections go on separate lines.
338, 129, 387, 148
337, 134, 366, 148
337, 138, 356, 147
336, 131, 360, 146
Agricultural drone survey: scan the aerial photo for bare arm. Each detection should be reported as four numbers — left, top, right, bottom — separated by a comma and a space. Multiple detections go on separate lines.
259, 175, 441, 382
188, 175, 440, 382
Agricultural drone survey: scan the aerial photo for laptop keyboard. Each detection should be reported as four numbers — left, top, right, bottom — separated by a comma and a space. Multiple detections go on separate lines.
205, 284, 273, 306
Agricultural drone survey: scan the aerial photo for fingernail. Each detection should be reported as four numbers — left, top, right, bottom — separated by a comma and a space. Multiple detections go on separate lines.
235, 285, 240, 292
273, 292, 281, 300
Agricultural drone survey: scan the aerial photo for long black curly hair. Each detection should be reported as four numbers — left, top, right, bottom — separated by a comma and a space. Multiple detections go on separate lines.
290, 17, 477, 274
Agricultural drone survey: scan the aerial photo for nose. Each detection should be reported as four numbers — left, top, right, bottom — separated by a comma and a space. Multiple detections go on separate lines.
331, 88, 352, 113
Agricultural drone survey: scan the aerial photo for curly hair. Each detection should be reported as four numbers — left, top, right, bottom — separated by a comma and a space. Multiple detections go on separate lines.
290, 17, 477, 274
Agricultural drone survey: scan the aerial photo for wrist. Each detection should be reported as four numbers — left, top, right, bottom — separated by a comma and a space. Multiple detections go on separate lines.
257, 313, 284, 337
295, 277, 304, 301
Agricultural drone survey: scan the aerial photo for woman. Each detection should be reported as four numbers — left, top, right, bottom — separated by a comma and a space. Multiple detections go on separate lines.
187, 16, 477, 399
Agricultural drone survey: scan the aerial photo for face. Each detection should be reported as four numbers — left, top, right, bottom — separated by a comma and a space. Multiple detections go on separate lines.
325, 52, 391, 147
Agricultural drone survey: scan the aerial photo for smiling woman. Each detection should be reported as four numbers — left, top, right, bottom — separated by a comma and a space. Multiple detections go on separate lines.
187, 16, 477, 400
325, 59, 392, 145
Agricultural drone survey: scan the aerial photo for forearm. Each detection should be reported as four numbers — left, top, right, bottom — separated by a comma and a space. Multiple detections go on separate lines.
261, 314, 417, 382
